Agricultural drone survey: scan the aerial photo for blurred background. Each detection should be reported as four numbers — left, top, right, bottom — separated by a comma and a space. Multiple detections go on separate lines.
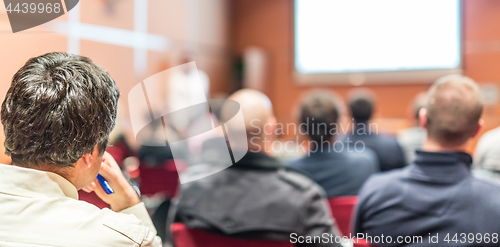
0, 0, 499, 155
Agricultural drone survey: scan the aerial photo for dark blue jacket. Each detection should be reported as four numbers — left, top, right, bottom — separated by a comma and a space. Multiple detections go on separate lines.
343, 130, 406, 172
288, 147, 379, 197
354, 151, 500, 246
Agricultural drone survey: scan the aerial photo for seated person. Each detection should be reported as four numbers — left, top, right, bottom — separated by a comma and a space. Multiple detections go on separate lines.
397, 92, 427, 165
171, 89, 342, 247
342, 89, 406, 172
0, 52, 161, 246
473, 126, 500, 182
288, 90, 379, 197
353, 75, 500, 246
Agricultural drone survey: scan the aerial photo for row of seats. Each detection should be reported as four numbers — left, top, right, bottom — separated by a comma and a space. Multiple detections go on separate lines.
171, 222, 371, 247
81, 188, 367, 246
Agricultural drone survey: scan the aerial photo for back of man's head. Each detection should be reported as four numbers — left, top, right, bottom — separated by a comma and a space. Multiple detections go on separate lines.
425, 74, 483, 147
221, 89, 274, 140
299, 90, 341, 143
1, 52, 120, 168
348, 89, 375, 123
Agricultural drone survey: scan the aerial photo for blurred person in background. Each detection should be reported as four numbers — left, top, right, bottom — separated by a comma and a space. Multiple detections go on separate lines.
473, 126, 500, 182
353, 75, 500, 246
343, 89, 406, 172
0, 52, 161, 246
170, 89, 342, 247
288, 90, 379, 197
398, 92, 427, 165
166, 52, 210, 138
141, 143, 176, 243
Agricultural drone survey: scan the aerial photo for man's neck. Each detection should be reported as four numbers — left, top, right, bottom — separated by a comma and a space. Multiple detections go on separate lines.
247, 138, 273, 156
354, 121, 369, 127
422, 138, 469, 153
14, 163, 76, 187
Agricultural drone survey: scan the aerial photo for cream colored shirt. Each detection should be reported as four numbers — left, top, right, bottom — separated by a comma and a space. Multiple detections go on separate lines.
0, 163, 162, 247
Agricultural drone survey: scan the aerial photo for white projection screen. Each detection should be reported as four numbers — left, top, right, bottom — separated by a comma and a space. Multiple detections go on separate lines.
294, 0, 462, 85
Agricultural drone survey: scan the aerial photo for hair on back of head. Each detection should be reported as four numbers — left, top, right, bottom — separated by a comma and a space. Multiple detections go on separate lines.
425, 74, 483, 146
1, 52, 120, 169
299, 90, 342, 143
348, 88, 375, 123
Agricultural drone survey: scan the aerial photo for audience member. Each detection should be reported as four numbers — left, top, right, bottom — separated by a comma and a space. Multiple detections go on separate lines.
171, 89, 342, 246
343, 89, 406, 172
288, 90, 379, 197
473, 126, 500, 182
398, 92, 427, 164
353, 75, 500, 246
0, 52, 161, 246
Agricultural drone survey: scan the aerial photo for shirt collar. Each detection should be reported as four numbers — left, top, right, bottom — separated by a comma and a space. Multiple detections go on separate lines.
232, 151, 282, 170
0, 163, 79, 200
308, 141, 345, 157
410, 150, 472, 182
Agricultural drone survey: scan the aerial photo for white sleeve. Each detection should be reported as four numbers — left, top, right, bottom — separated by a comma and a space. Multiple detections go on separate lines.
118, 202, 163, 246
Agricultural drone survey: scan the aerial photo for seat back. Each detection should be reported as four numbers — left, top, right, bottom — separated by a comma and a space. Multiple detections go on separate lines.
171, 223, 294, 247
353, 238, 372, 247
78, 190, 109, 209
139, 159, 182, 197
328, 196, 358, 236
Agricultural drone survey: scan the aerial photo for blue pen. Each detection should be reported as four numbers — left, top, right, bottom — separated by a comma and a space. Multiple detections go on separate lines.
97, 174, 114, 194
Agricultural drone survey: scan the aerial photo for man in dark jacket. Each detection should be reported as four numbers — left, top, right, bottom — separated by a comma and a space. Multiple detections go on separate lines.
172, 89, 342, 247
353, 75, 500, 246
288, 91, 379, 197
343, 89, 406, 172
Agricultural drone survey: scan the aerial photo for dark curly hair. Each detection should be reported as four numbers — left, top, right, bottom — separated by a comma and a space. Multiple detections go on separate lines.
1, 52, 120, 168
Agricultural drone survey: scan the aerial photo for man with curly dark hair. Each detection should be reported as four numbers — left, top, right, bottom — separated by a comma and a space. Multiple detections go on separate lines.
0, 52, 161, 246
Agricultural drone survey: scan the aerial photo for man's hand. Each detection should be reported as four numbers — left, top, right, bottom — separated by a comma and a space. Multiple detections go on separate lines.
82, 152, 140, 212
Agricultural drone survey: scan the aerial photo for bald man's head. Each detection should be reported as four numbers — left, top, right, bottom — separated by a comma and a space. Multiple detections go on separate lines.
221, 89, 275, 138
424, 75, 483, 147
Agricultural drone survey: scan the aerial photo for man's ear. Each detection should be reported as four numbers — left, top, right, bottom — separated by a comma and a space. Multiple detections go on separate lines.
81, 153, 93, 168
471, 119, 484, 139
265, 116, 277, 137
419, 108, 427, 129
